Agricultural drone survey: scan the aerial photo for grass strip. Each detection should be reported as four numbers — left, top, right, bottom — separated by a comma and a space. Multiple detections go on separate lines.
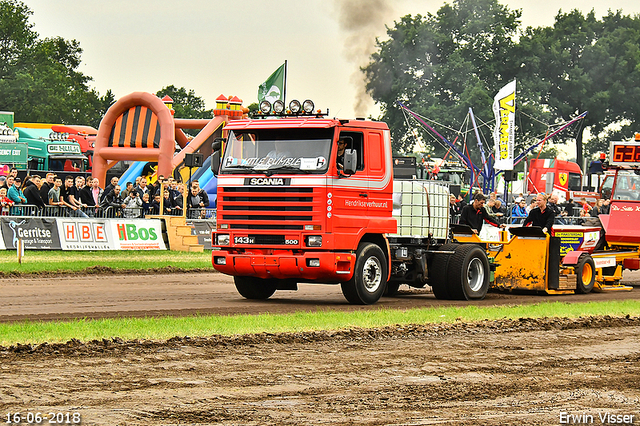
0, 250, 211, 273
1, 300, 639, 346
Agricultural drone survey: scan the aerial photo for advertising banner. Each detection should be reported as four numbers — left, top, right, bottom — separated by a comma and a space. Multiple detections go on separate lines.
1, 217, 61, 250
493, 80, 516, 171
57, 219, 113, 250
187, 220, 214, 250
110, 219, 166, 250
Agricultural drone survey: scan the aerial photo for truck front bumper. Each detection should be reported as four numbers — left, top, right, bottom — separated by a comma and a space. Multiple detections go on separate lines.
212, 249, 355, 282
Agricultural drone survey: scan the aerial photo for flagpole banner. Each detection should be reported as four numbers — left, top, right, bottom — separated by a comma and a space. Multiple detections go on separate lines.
258, 63, 285, 103
493, 80, 516, 171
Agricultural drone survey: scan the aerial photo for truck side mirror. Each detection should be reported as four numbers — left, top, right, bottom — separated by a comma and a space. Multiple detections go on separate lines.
212, 137, 224, 152
343, 149, 357, 175
211, 151, 220, 176
211, 138, 224, 176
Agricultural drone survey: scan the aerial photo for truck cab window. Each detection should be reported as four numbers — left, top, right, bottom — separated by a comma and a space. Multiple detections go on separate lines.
337, 132, 364, 171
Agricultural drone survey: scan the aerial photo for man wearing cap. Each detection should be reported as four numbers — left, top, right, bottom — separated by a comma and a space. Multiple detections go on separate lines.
7, 176, 26, 204
510, 197, 528, 224
459, 192, 503, 234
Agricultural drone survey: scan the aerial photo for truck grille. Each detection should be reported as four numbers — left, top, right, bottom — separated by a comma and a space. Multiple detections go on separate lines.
219, 186, 318, 231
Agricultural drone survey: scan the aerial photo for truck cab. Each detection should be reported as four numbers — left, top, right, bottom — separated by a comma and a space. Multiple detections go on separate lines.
13, 127, 88, 175
212, 110, 397, 304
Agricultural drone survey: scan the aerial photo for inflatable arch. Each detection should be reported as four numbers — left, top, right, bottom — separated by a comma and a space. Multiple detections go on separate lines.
93, 92, 246, 187
93, 92, 175, 187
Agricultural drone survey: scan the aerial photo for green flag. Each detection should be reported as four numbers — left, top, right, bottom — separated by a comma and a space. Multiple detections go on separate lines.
258, 63, 285, 103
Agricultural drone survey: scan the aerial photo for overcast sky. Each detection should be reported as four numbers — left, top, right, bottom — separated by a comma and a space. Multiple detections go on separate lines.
22, 0, 640, 120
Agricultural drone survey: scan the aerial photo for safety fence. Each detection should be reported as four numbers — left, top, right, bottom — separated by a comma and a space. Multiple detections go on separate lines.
451, 214, 597, 226
2, 204, 216, 220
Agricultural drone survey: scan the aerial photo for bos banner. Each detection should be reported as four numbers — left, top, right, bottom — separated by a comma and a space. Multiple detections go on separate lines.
493, 80, 516, 171
1, 217, 61, 250
0, 217, 166, 250
111, 219, 166, 250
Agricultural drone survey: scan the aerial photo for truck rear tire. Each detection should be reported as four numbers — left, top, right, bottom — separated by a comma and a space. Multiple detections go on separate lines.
429, 243, 459, 300
234, 276, 277, 300
446, 244, 489, 300
341, 242, 387, 305
575, 254, 596, 294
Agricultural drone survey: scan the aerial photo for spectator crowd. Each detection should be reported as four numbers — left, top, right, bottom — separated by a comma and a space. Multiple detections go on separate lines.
449, 190, 610, 227
0, 167, 214, 219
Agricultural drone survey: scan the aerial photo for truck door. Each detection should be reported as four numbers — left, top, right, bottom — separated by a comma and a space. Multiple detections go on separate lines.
363, 130, 391, 220
330, 131, 368, 237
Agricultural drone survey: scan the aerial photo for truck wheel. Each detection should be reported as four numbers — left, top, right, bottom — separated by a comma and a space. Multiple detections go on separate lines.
429, 243, 458, 300
341, 243, 387, 305
447, 244, 489, 300
575, 254, 595, 294
234, 276, 277, 300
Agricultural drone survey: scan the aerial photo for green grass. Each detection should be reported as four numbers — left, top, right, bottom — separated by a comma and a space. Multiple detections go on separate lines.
2, 300, 639, 346
0, 250, 212, 273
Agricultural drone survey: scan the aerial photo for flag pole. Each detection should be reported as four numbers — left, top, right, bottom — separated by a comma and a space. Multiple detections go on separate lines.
283, 60, 288, 104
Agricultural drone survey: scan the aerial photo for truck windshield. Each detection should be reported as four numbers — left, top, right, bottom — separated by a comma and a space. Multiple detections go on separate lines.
220, 129, 333, 174
612, 171, 640, 201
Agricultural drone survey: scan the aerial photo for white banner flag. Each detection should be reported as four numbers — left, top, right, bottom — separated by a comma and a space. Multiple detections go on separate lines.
493, 80, 516, 171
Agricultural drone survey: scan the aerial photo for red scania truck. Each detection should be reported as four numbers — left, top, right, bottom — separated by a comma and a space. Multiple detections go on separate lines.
210, 102, 491, 304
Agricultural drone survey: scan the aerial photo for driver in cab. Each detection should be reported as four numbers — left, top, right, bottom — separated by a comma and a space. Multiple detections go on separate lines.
336, 138, 346, 170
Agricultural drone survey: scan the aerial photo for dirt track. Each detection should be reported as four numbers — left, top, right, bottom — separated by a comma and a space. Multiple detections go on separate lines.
1, 272, 639, 425
1, 271, 639, 322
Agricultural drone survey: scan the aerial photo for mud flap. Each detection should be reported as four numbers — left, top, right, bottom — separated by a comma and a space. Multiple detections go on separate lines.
547, 236, 561, 290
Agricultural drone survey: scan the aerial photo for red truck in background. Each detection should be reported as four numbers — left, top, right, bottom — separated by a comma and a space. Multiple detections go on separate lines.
51, 124, 97, 170
210, 103, 488, 305
527, 158, 599, 203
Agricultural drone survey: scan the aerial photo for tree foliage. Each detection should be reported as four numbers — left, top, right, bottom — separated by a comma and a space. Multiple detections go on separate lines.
155, 85, 213, 136
364, 0, 529, 159
155, 85, 213, 120
364, 0, 640, 163
518, 9, 640, 164
0, 0, 108, 128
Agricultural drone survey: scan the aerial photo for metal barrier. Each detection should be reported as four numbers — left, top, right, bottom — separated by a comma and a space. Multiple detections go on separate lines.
2, 203, 218, 222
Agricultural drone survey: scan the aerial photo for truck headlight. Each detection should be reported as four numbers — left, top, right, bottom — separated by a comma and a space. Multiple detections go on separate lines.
217, 234, 230, 245
214, 256, 226, 265
306, 235, 322, 247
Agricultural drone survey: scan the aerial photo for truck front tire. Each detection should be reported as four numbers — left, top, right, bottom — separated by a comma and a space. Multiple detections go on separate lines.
341, 243, 387, 305
447, 244, 490, 300
234, 276, 277, 300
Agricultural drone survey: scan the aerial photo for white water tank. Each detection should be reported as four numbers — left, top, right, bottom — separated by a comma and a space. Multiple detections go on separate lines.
391, 180, 450, 241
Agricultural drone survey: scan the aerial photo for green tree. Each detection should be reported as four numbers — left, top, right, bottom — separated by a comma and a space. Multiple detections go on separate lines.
518, 9, 640, 164
363, 0, 535, 162
0, 0, 107, 127
155, 85, 213, 120
364, 1, 640, 166
156, 85, 213, 136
